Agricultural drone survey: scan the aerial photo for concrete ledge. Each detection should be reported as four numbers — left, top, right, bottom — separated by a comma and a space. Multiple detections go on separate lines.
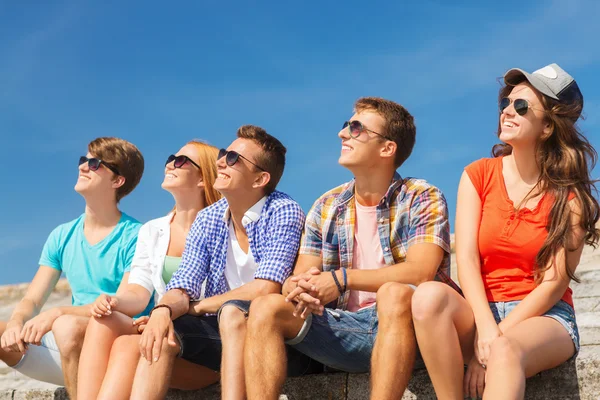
3, 345, 598, 399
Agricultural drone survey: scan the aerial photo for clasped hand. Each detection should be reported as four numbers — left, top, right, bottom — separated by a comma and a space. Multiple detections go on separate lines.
285, 267, 342, 319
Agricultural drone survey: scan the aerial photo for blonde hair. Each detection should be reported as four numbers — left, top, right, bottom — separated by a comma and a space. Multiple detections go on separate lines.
171, 140, 221, 213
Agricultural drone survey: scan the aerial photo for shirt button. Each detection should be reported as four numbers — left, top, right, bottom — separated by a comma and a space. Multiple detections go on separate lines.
384, 247, 389, 252
379, 218, 384, 223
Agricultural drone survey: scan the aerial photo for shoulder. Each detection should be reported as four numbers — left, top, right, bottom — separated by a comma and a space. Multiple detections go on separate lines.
265, 191, 303, 211
310, 181, 353, 209
195, 198, 229, 227
49, 214, 85, 238
464, 157, 499, 174
401, 178, 445, 199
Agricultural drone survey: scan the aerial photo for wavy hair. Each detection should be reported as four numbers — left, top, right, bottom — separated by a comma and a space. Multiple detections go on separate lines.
492, 84, 600, 283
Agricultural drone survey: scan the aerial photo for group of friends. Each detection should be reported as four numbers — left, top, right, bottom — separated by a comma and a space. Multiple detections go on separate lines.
1, 62, 598, 400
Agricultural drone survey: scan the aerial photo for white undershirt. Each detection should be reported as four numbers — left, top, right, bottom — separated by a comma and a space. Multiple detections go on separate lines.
223, 197, 267, 290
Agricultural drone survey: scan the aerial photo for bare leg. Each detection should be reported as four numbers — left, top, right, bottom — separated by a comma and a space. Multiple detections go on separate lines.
78, 312, 137, 400
52, 315, 89, 400
97, 335, 144, 400
370, 283, 416, 399
412, 282, 476, 400
483, 317, 575, 400
219, 305, 248, 400
245, 294, 305, 400
98, 334, 220, 400
0, 321, 24, 366
130, 338, 180, 400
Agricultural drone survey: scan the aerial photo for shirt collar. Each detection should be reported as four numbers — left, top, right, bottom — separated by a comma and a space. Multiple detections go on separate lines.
335, 172, 404, 208
222, 196, 268, 228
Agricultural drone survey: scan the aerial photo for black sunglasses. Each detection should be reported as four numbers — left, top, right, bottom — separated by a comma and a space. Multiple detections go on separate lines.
343, 120, 390, 140
165, 154, 201, 170
218, 148, 266, 172
499, 97, 544, 116
79, 156, 120, 175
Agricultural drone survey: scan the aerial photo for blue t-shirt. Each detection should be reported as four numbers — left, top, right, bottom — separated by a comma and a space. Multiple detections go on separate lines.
39, 212, 153, 315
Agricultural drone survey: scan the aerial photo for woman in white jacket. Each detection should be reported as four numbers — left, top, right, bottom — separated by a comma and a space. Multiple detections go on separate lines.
77, 140, 221, 400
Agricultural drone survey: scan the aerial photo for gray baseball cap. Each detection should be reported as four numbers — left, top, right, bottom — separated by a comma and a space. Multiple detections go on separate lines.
504, 63, 583, 108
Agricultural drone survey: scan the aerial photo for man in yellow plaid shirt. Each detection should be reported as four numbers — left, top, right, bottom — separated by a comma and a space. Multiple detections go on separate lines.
245, 97, 460, 400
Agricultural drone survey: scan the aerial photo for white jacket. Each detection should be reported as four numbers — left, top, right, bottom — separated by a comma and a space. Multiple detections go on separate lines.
128, 213, 204, 303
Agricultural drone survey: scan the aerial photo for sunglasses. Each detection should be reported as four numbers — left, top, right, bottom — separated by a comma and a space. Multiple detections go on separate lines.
165, 154, 201, 169
343, 120, 390, 140
499, 97, 544, 116
218, 148, 266, 172
79, 156, 120, 175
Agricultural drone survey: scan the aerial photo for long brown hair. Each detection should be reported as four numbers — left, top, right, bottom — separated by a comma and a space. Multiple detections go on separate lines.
492, 84, 600, 283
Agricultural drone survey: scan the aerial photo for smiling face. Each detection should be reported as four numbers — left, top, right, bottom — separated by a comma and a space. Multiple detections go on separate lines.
338, 110, 389, 170
74, 152, 121, 199
161, 143, 204, 195
214, 138, 266, 197
499, 83, 552, 147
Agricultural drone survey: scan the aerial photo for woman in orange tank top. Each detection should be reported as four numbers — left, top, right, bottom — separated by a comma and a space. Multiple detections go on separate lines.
411, 63, 599, 400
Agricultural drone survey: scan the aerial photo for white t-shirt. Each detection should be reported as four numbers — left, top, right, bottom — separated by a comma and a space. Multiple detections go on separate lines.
223, 197, 266, 289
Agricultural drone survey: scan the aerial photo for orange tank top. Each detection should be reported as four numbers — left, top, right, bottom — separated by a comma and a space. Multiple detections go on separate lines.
464, 157, 573, 307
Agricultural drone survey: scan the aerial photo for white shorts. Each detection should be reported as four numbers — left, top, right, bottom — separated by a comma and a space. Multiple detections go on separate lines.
12, 331, 64, 385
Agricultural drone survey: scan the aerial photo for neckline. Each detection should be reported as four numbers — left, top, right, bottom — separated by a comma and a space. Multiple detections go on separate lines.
497, 157, 546, 214
81, 212, 125, 248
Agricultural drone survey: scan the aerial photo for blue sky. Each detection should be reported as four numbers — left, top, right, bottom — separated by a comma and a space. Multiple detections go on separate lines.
1, 0, 600, 285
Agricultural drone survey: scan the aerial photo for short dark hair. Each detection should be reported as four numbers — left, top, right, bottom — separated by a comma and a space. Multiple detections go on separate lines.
88, 137, 144, 202
355, 97, 416, 168
236, 125, 286, 194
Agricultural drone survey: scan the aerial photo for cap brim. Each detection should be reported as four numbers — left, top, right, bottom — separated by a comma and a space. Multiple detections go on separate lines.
504, 68, 559, 100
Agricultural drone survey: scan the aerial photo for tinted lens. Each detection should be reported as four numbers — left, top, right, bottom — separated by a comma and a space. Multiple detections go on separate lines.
218, 148, 228, 160
513, 99, 529, 116
173, 155, 188, 168
165, 154, 176, 166
348, 120, 364, 138
88, 158, 102, 171
79, 156, 88, 167
225, 151, 240, 166
499, 97, 511, 112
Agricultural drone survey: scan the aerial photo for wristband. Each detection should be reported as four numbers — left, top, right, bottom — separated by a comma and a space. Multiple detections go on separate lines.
150, 304, 173, 319
331, 270, 345, 296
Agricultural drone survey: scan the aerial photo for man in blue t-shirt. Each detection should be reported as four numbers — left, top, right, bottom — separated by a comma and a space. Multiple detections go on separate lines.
0, 137, 146, 398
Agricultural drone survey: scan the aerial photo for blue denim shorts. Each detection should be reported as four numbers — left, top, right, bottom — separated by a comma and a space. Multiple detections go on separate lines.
288, 305, 378, 373
489, 300, 580, 355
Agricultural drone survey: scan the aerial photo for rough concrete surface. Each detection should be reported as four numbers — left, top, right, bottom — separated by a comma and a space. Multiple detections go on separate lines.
1, 246, 599, 399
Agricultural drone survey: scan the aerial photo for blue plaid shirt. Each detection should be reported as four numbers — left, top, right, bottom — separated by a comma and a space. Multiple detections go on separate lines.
166, 191, 305, 300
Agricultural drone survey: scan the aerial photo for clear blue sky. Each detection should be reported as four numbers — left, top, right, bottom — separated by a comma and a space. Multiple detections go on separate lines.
1, 0, 600, 285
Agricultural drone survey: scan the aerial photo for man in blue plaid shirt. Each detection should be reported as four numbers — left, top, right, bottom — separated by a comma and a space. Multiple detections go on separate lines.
131, 125, 316, 399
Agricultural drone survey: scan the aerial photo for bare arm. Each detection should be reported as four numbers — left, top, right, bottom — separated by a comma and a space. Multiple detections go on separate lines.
456, 171, 498, 330
190, 279, 282, 315
498, 199, 585, 333
346, 242, 444, 291
9, 266, 61, 325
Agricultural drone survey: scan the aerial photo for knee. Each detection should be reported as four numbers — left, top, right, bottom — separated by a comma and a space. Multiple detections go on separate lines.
218, 305, 247, 336
247, 294, 288, 331
488, 336, 522, 367
52, 315, 86, 356
411, 282, 450, 322
112, 335, 140, 354
376, 282, 414, 319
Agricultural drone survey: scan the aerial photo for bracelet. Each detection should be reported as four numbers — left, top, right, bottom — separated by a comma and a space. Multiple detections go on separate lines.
331, 270, 345, 296
341, 267, 347, 292
150, 304, 173, 319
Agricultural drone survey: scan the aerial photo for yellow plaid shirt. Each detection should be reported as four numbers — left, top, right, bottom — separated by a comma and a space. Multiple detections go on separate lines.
299, 173, 459, 310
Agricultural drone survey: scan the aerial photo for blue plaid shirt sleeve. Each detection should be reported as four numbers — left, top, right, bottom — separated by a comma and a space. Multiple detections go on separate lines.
166, 212, 210, 299
254, 201, 306, 284
299, 199, 323, 257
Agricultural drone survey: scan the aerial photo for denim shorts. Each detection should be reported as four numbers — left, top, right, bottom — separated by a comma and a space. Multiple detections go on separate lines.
173, 299, 322, 375
288, 305, 379, 373
489, 300, 580, 355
